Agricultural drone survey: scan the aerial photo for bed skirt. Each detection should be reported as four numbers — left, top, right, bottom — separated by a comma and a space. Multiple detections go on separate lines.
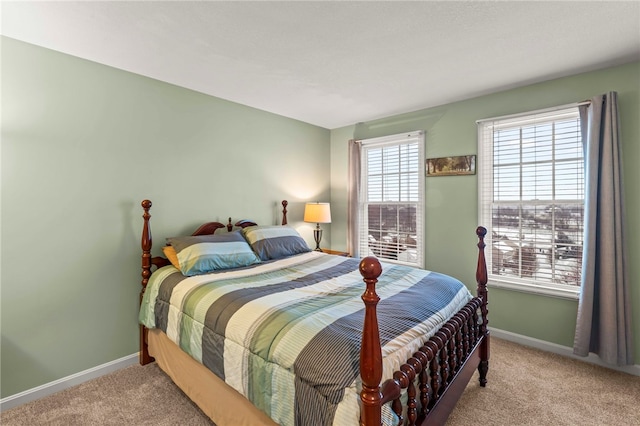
148, 329, 278, 426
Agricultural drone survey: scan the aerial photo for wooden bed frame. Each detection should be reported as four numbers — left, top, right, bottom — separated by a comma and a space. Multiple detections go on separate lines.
139, 199, 489, 426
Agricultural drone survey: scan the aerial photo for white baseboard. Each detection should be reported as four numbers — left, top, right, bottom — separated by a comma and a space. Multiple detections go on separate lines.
490, 328, 640, 377
0, 353, 139, 412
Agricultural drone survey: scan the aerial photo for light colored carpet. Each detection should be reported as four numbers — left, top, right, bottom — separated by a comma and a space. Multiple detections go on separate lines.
447, 338, 640, 426
2, 338, 639, 425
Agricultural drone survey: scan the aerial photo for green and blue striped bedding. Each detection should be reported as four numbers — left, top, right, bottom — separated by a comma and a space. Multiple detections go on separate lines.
242, 225, 312, 260
139, 251, 472, 426
167, 231, 261, 276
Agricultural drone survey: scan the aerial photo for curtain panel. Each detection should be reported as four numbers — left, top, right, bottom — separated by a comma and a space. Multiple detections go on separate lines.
347, 139, 361, 257
573, 92, 634, 366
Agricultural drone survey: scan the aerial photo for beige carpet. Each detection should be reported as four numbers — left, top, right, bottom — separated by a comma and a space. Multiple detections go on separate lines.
2, 338, 639, 425
447, 339, 640, 426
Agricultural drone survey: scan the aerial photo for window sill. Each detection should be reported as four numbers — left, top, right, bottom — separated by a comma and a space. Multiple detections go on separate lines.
487, 279, 580, 300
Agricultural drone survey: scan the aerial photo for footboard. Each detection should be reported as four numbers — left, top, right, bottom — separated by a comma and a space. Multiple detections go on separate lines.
359, 227, 489, 426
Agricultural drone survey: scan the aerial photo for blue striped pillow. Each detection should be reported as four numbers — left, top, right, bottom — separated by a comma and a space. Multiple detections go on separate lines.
167, 231, 261, 276
242, 225, 311, 261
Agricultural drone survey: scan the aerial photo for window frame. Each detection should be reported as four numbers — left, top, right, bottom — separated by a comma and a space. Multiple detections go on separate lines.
358, 131, 425, 268
477, 106, 583, 300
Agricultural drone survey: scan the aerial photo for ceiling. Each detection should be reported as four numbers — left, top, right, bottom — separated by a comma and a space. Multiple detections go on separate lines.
2, 1, 639, 129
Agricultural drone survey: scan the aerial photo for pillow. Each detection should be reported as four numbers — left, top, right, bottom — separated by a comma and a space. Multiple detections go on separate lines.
162, 245, 181, 269
166, 231, 261, 276
242, 225, 311, 261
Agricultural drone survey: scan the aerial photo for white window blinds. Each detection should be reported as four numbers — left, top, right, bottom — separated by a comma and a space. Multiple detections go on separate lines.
358, 131, 424, 267
478, 106, 584, 292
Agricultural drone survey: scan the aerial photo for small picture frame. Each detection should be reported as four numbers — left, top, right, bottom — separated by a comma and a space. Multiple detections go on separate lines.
426, 155, 476, 176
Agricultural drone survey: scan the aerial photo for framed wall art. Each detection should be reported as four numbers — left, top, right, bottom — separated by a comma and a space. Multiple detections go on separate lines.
426, 155, 476, 176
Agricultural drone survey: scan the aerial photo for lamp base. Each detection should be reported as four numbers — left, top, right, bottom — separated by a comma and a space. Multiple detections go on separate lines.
313, 225, 323, 252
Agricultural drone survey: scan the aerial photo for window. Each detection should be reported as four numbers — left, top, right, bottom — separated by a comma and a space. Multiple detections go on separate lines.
358, 131, 424, 268
478, 106, 584, 297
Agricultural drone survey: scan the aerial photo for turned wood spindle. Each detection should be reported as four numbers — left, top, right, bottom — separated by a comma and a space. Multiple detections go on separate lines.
399, 362, 417, 425
435, 334, 448, 388
445, 325, 457, 377
414, 349, 430, 417
455, 318, 464, 364
427, 341, 441, 404
390, 386, 403, 426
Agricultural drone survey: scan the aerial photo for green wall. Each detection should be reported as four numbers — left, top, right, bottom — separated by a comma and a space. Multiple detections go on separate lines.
330, 61, 640, 364
0, 37, 330, 398
2, 35, 638, 401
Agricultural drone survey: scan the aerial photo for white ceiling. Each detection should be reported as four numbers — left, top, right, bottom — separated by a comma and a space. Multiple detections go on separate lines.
2, 1, 639, 129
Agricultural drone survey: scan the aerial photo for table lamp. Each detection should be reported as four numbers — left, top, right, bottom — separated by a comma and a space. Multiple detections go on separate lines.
304, 202, 331, 252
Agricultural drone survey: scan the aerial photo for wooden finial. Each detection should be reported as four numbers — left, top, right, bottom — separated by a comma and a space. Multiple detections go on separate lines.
359, 256, 382, 281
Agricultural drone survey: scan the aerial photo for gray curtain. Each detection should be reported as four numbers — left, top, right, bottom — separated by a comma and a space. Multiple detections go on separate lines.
347, 139, 361, 257
573, 92, 634, 365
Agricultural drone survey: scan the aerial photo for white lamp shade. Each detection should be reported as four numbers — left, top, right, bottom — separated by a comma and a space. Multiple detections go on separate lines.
304, 202, 331, 224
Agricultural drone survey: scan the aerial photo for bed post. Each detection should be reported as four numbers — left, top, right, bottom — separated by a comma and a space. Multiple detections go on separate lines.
359, 256, 383, 426
281, 200, 288, 225
140, 199, 154, 365
475, 226, 490, 386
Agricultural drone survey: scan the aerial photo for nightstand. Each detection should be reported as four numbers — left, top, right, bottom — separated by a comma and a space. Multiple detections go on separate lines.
322, 249, 350, 257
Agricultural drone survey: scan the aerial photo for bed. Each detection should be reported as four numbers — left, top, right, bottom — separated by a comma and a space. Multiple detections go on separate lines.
138, 199, 489, 426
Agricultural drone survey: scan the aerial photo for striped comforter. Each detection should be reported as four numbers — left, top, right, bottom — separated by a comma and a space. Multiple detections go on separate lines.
139, 251, 472, 426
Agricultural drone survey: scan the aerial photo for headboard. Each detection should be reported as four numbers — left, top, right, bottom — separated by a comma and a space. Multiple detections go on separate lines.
140, 199, 289, 288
